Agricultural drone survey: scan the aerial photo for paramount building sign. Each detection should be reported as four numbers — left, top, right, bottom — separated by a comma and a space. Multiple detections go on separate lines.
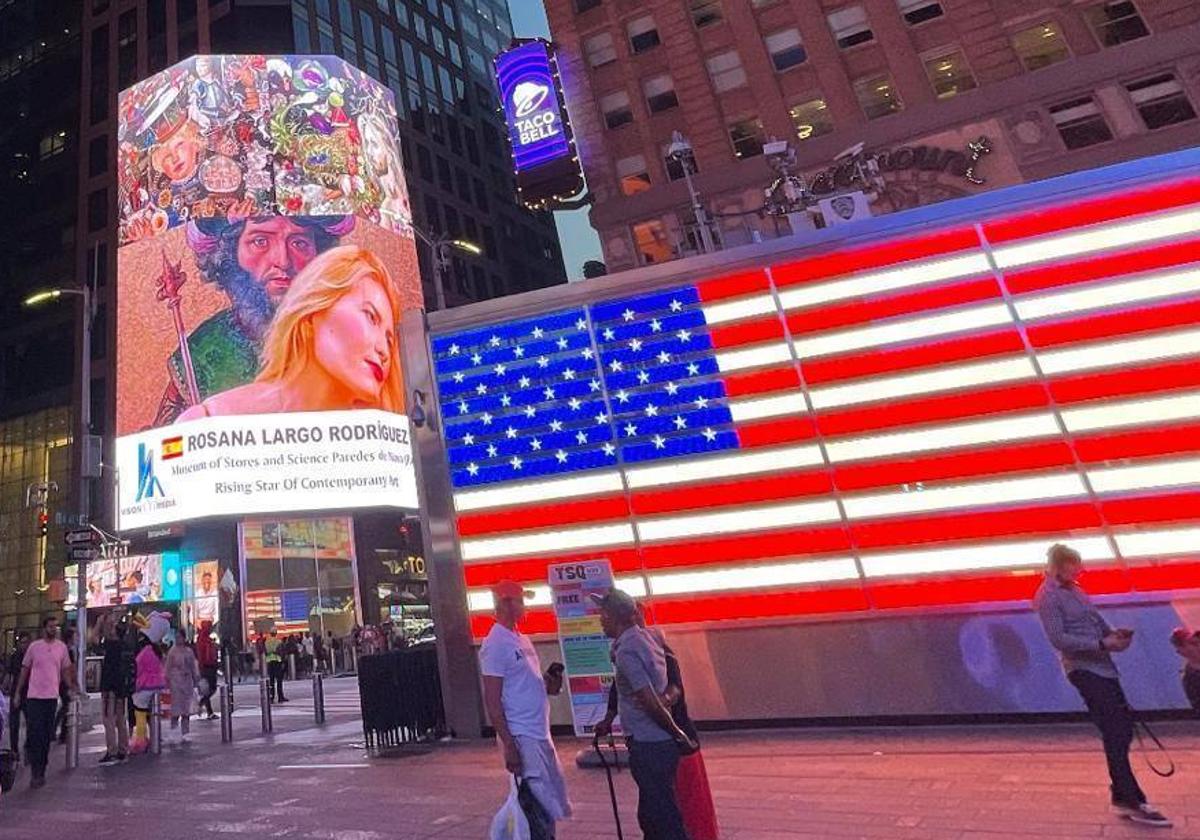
115, 409, 419, 531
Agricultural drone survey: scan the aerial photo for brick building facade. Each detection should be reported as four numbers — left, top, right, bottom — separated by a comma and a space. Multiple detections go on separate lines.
545, 0, 1200, 271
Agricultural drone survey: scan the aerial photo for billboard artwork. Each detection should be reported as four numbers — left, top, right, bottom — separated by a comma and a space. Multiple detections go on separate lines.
115, 55, 422, 532
494, 40, 584, 209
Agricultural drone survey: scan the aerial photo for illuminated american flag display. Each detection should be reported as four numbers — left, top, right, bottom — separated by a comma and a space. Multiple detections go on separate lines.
434, 176, 1200, 638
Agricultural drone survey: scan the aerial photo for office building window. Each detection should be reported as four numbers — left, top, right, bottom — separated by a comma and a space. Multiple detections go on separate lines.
1049, 96, 1113, 149
897, 0, 943, 26
789, 98, 834, 141
1125, 73, 1197, 130
706, 50, 746, 93
584, 31, 617, 68
317, 19, 335, 52
600, 90, 634, 128
39, 131, 67, 160
633, 220, 671, 265
617, 155, 651, 195
643, 74, 679, 113
923, 49, 977, 99
728, 117, 765, 159
854, 74, 903, 119
627, 15, 660, 54
575, 0, 601, 12
765, 29, 806, 71
88, 189, 108, 232
690, 0, 722, 28
88, 136, 107, 176
1084, 1, 1149, 47
828, 6, 873, 49
1011, 21, 1071, 71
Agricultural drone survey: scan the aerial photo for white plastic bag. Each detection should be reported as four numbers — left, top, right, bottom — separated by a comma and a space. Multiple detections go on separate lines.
489, 777, 531, 840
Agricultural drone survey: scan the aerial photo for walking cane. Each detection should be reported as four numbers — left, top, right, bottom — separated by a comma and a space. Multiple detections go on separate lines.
592, 733, 624, 840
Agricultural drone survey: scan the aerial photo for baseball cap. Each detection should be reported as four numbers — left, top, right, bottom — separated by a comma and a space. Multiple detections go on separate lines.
491, 580, 532, 601
589, 588, 638, 620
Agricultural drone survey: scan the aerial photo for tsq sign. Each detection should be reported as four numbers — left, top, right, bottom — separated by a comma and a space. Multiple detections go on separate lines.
494, 39, 584, 209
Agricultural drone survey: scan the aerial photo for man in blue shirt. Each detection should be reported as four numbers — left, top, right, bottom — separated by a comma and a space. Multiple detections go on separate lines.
1035, 543, 1170, 828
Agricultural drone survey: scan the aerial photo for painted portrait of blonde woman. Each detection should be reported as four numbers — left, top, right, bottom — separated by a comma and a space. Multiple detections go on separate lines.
179, 245, 404, 419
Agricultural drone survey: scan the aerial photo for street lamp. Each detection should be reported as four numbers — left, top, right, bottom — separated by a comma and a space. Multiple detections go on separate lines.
666, 131, 716, 255
411, 228, 482, 311
24, 278, 95, 767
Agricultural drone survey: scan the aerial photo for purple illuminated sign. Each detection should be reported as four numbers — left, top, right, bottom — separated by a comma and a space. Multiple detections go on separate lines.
494, 39, 584, 208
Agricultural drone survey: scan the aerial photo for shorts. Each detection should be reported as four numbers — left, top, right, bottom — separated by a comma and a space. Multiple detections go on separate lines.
514, 736, 572, 822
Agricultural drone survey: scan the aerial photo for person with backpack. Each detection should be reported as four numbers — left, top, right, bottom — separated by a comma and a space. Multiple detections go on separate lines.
1035, 543, 1170, 828
195, 620, 219, 720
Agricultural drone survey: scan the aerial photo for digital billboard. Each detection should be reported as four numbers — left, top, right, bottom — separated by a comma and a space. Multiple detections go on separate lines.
494, 40, 584, 209
115, 55, 422, 532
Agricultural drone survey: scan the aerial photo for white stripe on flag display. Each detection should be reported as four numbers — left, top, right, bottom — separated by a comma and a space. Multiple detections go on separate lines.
432, 176, 1200, 636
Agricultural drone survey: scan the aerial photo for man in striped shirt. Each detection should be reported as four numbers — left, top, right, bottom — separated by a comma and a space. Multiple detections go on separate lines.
1034, 543, 1170, 828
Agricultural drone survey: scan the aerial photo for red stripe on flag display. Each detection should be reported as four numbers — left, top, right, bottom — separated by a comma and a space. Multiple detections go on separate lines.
442, 171, 1200, 638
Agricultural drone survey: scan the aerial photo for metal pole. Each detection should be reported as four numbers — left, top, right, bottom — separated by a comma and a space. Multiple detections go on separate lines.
149, 692, 162, 755
219, 684, 233, 743
73, 273, 94, 770
288, 652, 296, 682
433, 242, 448, 312
259, 671, 273, 733
312, 672, 325, 724
64, 697, 79, 769
681, 162, 716, 254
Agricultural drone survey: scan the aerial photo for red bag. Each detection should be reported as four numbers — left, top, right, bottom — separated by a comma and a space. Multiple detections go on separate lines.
676, 749, 719, 840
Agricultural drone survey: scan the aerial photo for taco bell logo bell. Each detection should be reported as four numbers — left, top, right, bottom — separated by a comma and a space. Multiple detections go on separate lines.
511, 80, 559, 146
135, 442, 166, 503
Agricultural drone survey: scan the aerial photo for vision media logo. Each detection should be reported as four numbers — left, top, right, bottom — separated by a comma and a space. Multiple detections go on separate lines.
135, 442, 166, 503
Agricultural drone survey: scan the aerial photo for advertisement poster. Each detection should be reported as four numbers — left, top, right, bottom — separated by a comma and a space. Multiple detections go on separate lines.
114, 54, 422, 532
114, 408, 419, 530
547, 559, 617, 737
192, 559, 220, 624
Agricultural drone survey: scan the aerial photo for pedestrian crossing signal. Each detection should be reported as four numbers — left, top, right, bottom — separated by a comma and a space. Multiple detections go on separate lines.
37, 510, 48, 537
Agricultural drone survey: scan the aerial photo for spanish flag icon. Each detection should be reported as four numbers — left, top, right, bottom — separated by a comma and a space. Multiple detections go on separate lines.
161, 436, 184, 460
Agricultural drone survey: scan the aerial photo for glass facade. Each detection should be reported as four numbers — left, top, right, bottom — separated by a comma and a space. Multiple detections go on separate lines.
0, 407, 73, 643
240, 516, 359, 638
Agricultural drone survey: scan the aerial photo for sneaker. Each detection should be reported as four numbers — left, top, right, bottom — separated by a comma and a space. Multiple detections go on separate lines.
115, 752, 127, 763
98, 753, 116, 765
1127, 805, 1172, 828
208, 714, 220, 721
29, 775, 45, 790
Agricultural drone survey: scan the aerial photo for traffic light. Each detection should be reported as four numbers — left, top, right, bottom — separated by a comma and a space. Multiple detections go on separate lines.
37, 510, 48, 538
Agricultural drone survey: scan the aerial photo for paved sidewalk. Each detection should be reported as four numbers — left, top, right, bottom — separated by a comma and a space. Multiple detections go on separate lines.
0, 678, 1197, 839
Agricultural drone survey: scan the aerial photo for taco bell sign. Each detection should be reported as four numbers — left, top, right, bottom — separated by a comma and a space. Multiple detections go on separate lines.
494, 39, 584, 208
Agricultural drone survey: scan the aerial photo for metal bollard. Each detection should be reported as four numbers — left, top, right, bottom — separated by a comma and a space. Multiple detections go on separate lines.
349, 645, 358, 674
149, 693, 163, 755
312, 672, 325, 724
258, 675, 273, 733
219, 684, 234, 743
64, 697, 80, 770
288, 653, 297, 682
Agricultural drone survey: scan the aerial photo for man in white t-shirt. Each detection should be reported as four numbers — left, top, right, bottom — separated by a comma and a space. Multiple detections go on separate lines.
479, 580, 571, 836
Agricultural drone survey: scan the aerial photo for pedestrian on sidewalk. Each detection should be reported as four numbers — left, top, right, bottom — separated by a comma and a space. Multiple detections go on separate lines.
196, 620, 219, 720
1035, 543, 1171, 828
479, 580, 572, 838
12, 616, 77, 789
54, 626, 78, 744
1169, 626, 1200, 713
330, 632, 342, 674
598, 604, 719, 840
265, 629, 287, 702
6, 633, 28, 759
313, 632, 327, 674
595, 590, 697, 840
165, 627, 200, 745
95, 613, 131, 764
